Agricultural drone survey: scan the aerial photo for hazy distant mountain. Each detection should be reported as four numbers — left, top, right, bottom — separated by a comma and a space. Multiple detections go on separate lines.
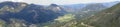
103, 1, 120, 7
62, 1, 119, 13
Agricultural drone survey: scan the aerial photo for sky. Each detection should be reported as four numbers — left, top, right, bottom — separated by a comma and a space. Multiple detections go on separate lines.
0, 0, 120, 5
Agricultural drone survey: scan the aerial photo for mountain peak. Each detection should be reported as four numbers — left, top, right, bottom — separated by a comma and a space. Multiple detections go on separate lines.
50, 4, 58, 7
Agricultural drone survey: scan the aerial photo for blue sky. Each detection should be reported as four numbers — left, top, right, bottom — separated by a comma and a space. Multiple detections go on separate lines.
0, 0, 120, 5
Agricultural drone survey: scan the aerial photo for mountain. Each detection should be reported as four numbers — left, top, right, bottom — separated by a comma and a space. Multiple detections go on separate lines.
75, 2, 120, 27
0, 1, 28, 13
46, 4, 66, 14
0, 1, 119, 27
61, 1, 119, 20
62, 1, 119, 13
41, 1, 120, 27
103, 1, 120, 7
0, 1, 66, 24
73, 3, 107, 20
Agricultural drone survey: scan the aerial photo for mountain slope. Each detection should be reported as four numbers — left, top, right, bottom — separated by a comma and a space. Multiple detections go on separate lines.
77, 3, 120, 27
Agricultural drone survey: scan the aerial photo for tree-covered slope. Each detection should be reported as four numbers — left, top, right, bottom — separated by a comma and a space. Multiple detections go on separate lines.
76, 3, 120, 27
